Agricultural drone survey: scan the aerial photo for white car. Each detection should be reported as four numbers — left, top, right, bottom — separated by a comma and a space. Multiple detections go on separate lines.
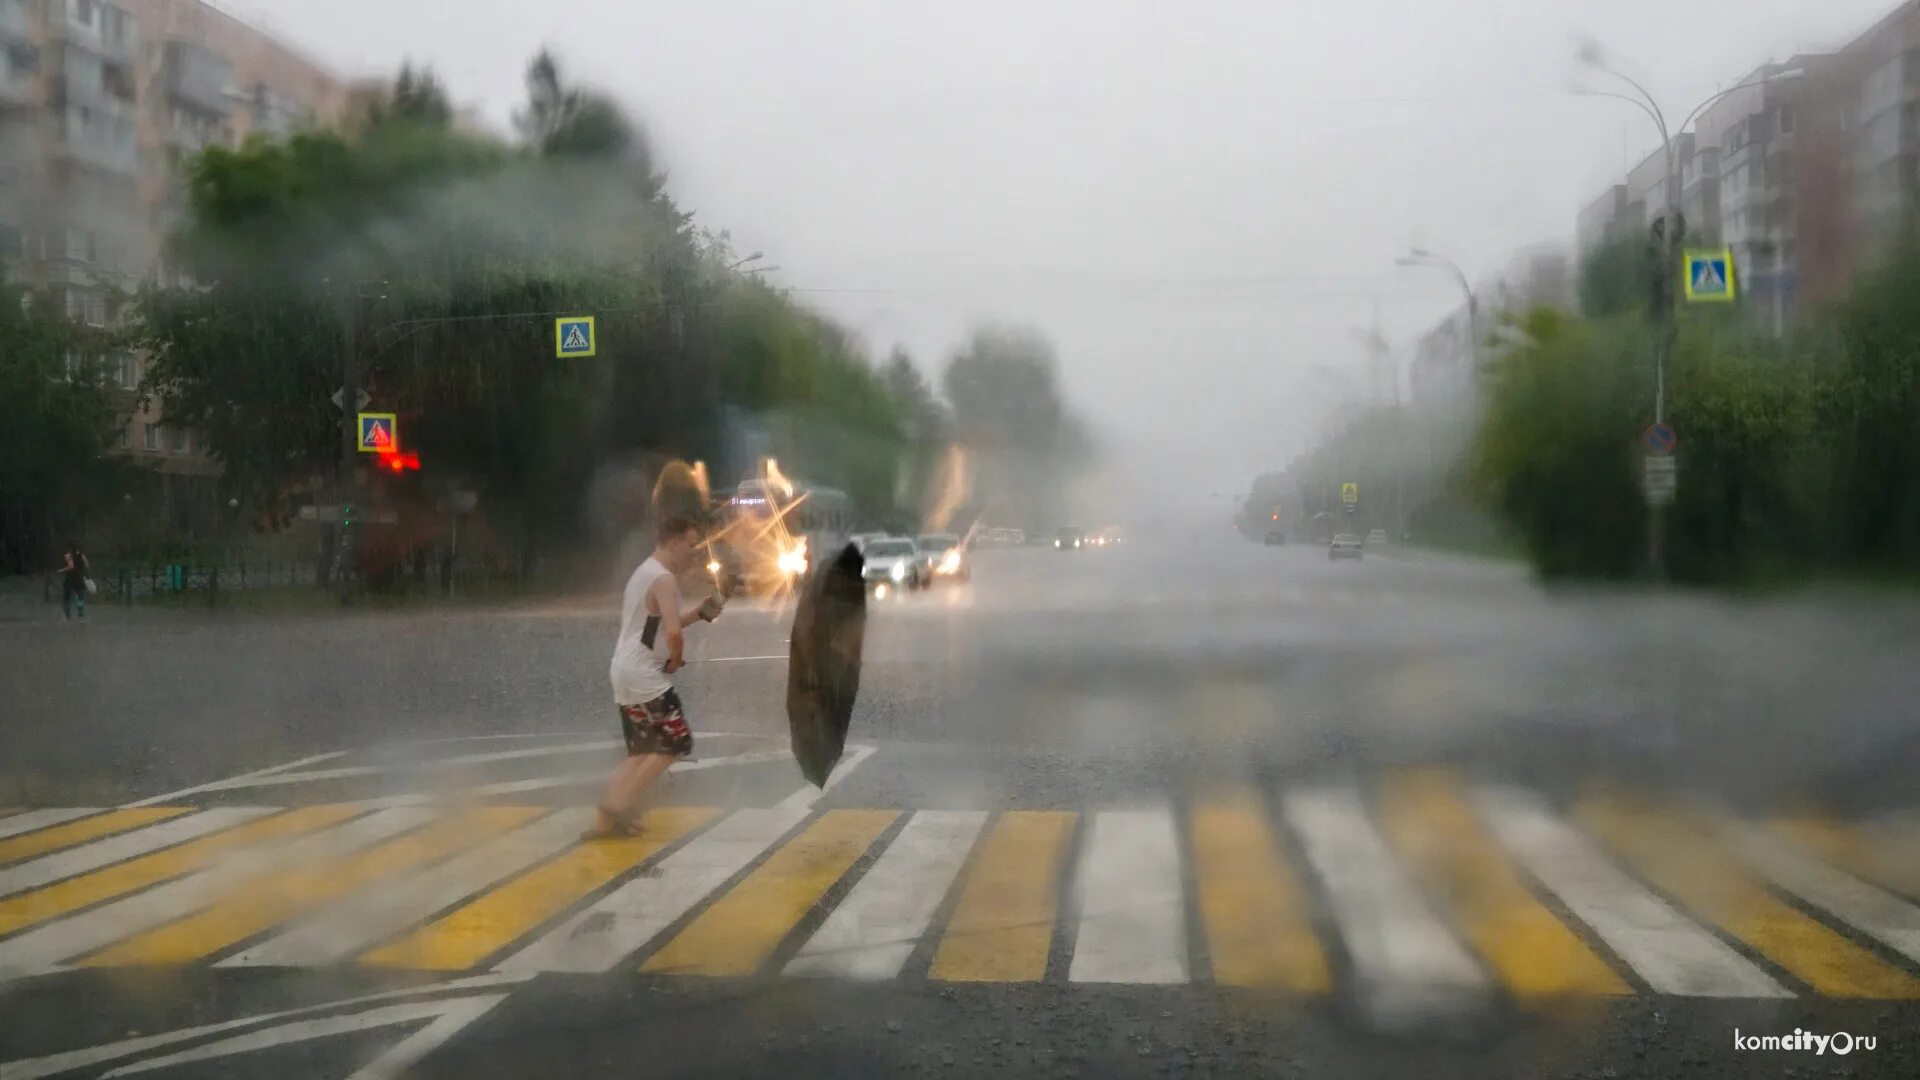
859, 537, 926, 594
1366, 528, 1389, 546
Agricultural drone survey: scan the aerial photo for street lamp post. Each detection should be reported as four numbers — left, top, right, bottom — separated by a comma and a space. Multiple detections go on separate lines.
1397, 248, 1478, 376
1573, 46, 1803, 574
726, 251, 765, 272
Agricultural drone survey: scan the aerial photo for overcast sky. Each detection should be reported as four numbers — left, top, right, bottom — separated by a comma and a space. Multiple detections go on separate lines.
242, 0, 1891, 518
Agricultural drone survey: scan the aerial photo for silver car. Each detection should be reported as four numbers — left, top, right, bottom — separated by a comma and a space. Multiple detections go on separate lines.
1329, 533, 1363, 561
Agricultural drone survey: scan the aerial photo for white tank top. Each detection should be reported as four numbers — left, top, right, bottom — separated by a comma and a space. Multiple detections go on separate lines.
609, 556, 674, 704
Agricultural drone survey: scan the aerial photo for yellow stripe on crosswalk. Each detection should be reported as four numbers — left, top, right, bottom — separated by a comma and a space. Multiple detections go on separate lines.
364, 806, 717, 971
0, 807, 192, 867
0, 805, 361, 938
1190, 791, 1328, 991
1769, 816, 1920, 902
1579, 795, 1920, 999
929, 810, 1076, 983
80, 806, 544, 967
1379, 771, 1627, 996
643, 809, 897, 976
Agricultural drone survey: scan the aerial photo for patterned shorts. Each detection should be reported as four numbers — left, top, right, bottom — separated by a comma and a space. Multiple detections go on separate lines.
617, 689, 692, 757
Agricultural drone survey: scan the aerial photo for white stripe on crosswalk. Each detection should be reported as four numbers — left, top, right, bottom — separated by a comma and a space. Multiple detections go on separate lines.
1068, 809, 1188, 984
0, 809, 276, 900
0, 808, 432, 974
0, 809, 99, 843
495, 807, 808, 975
1473, 785, 1789, 998
1283, 786, 1487, 1015
219, 810, 587, 968
1726, 820, 1920, 966
786, 810, 986, 979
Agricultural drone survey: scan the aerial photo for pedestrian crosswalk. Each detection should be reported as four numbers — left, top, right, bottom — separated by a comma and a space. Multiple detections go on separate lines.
2, 776, 1919, 1001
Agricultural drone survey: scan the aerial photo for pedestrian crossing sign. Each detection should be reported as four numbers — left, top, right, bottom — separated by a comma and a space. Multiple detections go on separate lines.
555, 316, 596, 357
1683, 249, 1735, 303
356, 412, 397, 453
1341, 482, 1359, 506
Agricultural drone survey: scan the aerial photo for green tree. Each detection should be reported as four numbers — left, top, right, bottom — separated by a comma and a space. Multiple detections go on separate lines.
0, 282, 123, 573
942, 325, 1089, 529
1579, 231, 1656, 320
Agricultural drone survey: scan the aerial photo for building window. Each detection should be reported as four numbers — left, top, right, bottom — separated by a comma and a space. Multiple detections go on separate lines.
171, 427, 188, 453
113, 352, 135, 388
118, 427, 131, 449
143, 424, 159, 451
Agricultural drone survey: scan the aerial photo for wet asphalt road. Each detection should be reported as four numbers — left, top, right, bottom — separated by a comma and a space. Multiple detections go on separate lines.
2, 536, 1919, 1077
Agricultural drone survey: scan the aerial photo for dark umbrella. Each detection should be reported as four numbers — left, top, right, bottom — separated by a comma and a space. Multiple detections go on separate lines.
786, 541, 868, 786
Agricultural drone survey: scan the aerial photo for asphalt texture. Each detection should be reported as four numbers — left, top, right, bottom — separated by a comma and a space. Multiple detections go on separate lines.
2, 536, 1919, 1078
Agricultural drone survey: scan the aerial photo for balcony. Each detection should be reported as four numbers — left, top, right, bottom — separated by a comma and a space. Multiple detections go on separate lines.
161, 41, 233, 116
56, 0, 136, 61
0, 0, 33, 42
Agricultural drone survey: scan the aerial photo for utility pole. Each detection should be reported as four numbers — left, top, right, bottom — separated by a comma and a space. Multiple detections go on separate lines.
333, 286, 360, 605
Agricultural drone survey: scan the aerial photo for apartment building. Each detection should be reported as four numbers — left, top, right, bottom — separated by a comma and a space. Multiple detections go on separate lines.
1574, 1, 1920, 328
0, 0, 344, 499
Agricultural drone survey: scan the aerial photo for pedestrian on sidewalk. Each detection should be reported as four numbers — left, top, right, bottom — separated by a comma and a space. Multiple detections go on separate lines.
59, 540, 90, 621
587, 514, 725, 839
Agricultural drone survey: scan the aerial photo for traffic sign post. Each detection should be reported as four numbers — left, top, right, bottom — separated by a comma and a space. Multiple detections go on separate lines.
330, 387, 370, 412
357, 412, 398, 454
1683, 249, 1735, 303
1643, 455, 1677, 505
555, 316, 596, 357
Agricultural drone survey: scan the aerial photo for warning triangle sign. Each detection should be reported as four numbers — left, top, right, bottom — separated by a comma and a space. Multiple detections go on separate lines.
366, 420, 392, 449
1693, 260, 1725, 292
562, 325, 589, 350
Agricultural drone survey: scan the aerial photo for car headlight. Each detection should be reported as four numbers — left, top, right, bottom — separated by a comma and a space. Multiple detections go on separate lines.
889, 563, 906, 581
938, 550, 962, 574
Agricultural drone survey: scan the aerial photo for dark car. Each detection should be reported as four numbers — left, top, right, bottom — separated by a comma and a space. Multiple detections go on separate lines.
1264, 529, 1285, 546
1054, 526, 1085, 550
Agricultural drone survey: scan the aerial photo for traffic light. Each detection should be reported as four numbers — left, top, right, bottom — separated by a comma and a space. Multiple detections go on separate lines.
343, 504, 356, 527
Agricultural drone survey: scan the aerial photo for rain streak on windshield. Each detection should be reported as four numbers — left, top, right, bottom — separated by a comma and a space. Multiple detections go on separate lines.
6, 0, 1920, 1078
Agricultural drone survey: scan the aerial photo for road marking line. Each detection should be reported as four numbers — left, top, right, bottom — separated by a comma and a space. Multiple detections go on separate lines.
0, 809, 101, 843
1726, 820, 1920, 967
1283, 785, 1489, 1016
0, 808, 425, 971
0, 805, 362, 939
82, 806, 542, 967
1378, 770, 1628, 997
222, 811, 592, 968
928, 810, 1076, 983
773, 744, 878, 813
1579, 795, 1920, 999
0, 975, 529, 1080
1189, 790, 1329, 991
1768, 816, 1920, 901
786, 810, 986, 979
1474, 785, 1787, 998
0, 808, 278, 900
190, 741, 623, 792
1068, 809, 1188, 984
495, 806, 810, 974
99, 995, 510, 1079
355, 750, 801, 809
0, 807, 192, 868
119, 751, 351, 809
644, 809, 897, 975
362, 807, 716, 971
